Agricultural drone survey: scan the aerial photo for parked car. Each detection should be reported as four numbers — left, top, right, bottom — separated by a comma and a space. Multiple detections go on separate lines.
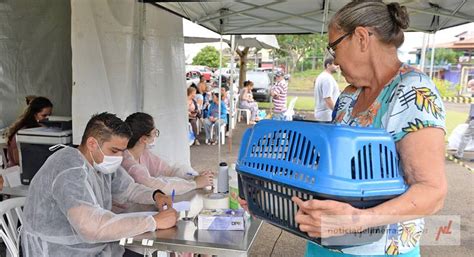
185, 70, 201, 87
213, 68, 239, 81
186, 65, 213, 82
236, 71, 272, 102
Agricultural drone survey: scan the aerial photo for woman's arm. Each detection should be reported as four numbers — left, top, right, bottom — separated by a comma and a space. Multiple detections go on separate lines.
364, 127, 447, 220
8, 137, 20, 166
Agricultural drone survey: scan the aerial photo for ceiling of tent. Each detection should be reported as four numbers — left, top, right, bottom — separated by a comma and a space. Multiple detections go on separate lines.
148, 0, 474, 34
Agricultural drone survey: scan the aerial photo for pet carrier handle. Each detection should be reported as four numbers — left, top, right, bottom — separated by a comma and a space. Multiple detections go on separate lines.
237, 174, 245, 200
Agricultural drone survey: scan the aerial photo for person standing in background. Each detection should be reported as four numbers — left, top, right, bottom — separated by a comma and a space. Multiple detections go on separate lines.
270, 71, 288, 120
454, 79, 474, 160
314, 57, 340, 121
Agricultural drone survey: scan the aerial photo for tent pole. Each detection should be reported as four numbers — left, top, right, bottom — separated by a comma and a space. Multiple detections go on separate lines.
419, 33, 426, 71
138, 2, 146, 111
218, 34, 223, 164
321, 0, 330, 36
429, 32, 437, 79
228, 35, 236, 153
271, 50, 275, 85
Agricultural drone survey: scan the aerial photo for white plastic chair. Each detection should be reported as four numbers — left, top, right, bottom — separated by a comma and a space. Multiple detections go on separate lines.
210, 122, 226, 145
0, 197, 26, 257
284, 97, 298, 121
194, 118, 201, 136
0, 166, 22, 188
235, 94, 251, 125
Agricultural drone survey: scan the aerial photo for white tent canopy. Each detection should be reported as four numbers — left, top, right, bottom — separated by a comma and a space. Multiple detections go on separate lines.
183, 19, 279, 49
152, 0, 474, 34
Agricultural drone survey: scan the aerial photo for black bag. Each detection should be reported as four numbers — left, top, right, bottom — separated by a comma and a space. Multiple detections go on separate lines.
192, 99, 201, 118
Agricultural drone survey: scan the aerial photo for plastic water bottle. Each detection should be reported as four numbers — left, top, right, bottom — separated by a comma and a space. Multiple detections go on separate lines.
229, 163, 241, 210
217, 162, 229, 193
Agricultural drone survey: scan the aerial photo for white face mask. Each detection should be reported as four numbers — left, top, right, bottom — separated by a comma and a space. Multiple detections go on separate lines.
146, 137, 156, 149
90, 141, 123, 174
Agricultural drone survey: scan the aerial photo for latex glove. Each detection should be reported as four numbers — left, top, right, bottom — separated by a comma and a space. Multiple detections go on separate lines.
194, 172, 214, 188
154, 193, 173, 211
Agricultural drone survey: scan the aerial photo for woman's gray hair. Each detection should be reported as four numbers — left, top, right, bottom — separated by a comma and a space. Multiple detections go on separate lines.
329, 0, 409, 48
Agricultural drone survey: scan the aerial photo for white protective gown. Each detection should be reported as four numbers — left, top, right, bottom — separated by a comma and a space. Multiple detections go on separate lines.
21, 147, 157, 257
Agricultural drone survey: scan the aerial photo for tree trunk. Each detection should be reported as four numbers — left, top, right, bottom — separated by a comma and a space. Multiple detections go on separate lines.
236, 47, 250, 89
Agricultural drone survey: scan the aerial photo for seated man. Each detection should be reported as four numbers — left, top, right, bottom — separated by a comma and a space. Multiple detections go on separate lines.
21, 112, 177, 257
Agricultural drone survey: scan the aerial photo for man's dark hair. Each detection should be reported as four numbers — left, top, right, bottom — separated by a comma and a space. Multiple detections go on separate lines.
324, 58, 334, 69
80, 112, 132, 145
124, 112, 154, 149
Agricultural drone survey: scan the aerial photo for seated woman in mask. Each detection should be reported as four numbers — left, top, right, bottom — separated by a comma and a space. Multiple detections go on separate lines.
5, 96, 53, 167
121, 112, 214, 196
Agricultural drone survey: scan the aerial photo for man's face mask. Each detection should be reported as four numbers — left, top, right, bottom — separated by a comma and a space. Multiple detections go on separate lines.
90, 139, 123, 174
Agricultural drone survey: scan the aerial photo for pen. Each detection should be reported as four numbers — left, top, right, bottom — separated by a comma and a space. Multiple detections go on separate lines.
171, 189, 175, 203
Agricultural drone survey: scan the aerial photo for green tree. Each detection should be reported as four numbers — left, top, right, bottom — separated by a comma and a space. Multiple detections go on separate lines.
433, 48, 462, 65
192, 46, 221, 68
275, 34, 327, 73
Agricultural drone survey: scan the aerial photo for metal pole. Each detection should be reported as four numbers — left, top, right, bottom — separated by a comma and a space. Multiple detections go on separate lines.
218, 35, 223, 163
228, 35, 236, 152
271, 50, 275, 85
321, 0, 330, 35
420, 33, 427, 72
254, 49, 258, 69
137, 2, 145, 111
429, 32, 437, 79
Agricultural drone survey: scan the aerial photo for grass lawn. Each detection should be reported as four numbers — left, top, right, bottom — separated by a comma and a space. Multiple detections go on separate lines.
264, 69, 466, 138
258, 97, 465, 139
445, 110, 467, 138
288, 70, 348, 92
258, 96, 314, 111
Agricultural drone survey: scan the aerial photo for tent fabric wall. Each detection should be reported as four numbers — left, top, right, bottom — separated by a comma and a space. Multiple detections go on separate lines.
0, 0, 72, 129
71, 0, 190, 165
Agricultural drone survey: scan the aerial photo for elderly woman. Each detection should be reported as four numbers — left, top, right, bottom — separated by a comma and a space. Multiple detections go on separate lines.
241, 1, 446, 256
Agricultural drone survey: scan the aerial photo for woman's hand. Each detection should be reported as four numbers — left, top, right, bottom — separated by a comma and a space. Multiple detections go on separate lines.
194, 172, 214, 188
238, 197, 250, 213
292, 197, 365, 238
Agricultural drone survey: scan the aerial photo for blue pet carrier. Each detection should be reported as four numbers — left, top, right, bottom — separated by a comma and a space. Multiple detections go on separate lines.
236, 120, 407, 247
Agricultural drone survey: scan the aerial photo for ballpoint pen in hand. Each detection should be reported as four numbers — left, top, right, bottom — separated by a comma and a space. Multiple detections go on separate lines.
171, 189, 175, 203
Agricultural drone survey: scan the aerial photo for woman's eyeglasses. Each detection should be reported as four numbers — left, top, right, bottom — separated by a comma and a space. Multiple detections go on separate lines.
326, 30, 373, 58
149, 128, 160, 138
326, 31, 352, 58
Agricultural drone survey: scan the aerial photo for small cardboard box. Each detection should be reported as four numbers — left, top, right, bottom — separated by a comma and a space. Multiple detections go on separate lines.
197, 209, 245, 230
